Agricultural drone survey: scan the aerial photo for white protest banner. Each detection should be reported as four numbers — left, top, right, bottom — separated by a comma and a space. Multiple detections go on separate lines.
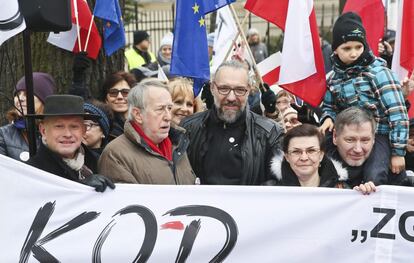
1, 154, 414, 262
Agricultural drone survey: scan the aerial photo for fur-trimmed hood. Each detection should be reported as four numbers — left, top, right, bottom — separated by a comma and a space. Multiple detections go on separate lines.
270, 152, 349, 184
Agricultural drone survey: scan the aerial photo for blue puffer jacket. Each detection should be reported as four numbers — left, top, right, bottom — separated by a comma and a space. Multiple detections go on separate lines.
321, 57, 409, 156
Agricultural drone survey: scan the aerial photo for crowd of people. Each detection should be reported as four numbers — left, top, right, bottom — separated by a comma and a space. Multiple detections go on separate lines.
1, 12, 414, 196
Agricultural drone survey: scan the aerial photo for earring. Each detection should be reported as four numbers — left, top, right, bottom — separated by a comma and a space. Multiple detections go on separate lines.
101, 135, 105, 138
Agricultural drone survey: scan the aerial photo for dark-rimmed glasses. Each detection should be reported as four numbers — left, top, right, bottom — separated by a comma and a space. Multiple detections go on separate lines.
213, 82, 249, 96
84, 122, 100, 131
107, 88, 130, 98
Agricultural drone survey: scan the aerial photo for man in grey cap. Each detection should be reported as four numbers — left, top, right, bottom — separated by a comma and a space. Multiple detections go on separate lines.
246, 28, 268, 63
27, 95, 115, 192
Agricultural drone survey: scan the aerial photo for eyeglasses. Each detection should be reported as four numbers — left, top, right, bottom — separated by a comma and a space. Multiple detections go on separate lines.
287, 148, 320, 158
107, 88, 130, 98
213, 82, 249, 97
84, 122, 100, 131
284, 117, 301, 125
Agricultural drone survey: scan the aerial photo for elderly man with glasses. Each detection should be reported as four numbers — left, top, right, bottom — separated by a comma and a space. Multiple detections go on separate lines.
181, 60, 284, 185
98, 80, 196, 185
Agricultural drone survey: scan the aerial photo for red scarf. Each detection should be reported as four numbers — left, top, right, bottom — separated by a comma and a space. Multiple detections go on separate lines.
131, 121, 172, 161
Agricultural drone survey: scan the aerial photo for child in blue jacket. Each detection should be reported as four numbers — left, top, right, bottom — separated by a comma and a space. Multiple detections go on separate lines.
320, 12, 409, 185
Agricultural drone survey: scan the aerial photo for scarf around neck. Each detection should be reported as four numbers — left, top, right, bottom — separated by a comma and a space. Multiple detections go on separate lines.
130, 121, 172, 161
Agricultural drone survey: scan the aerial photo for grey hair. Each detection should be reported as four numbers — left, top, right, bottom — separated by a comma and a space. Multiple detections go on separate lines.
127, 79, 169, 121
334, 107, 377, 135
213, 60, 253, 86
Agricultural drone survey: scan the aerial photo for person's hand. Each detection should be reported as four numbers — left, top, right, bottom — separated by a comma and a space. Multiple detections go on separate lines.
81, 174, 115, 192
407, 139, 414, 153
319, 118, 334, 135
390, 156, 405, 174
401, 71, 414, 99
378, 40, 393, 55
261, 83, 276, 113
73, 51, 90, 83
353, 181, 376, 195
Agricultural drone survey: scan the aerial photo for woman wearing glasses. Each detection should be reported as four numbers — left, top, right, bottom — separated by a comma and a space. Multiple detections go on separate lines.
82, 100, 113, 158
100, 71, 136, 141
269, 124, 376, 194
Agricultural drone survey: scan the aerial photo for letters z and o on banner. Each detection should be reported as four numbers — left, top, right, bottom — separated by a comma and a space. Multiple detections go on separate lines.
1, 154, 414, 262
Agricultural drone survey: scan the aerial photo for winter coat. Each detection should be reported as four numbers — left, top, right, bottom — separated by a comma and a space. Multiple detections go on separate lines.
269, 154, 349, 188
321, 56, 409, 156
249, 42, 268, 63
125, 47, 156, 70
0, 123, 40, 162
98, 121, 196, 184
27, 143, 98, 183
180, 109, 284, 185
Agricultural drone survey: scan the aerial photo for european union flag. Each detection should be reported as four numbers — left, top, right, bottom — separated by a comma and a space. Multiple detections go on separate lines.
94, 0, 126, 56
203, 0, 236, 14
171, 0, 211, 96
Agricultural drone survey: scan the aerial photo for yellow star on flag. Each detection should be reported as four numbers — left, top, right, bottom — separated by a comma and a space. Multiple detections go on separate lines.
192, 3, 200, 14
198, 17, 205, 27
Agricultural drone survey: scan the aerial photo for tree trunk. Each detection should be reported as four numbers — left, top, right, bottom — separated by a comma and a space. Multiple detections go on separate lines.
0, 0, 126, 123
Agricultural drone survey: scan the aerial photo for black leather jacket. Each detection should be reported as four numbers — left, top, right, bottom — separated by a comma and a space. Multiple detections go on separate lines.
181, 109, 284, 185
0, 124, 40, 162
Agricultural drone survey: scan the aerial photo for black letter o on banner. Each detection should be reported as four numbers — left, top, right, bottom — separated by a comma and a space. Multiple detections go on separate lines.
92, 205, 158, 263
399, 211, 414, 242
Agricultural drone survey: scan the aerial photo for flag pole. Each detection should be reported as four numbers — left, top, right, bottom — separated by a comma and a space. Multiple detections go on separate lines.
222, 12, 249, 63
73, 0, 83, 51
84, 15, 95, 52
229, 5, 265, 91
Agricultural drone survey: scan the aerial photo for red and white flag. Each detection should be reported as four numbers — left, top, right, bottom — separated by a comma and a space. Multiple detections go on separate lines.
342, 0, 385, 57
392, 0, 414, 117
47, 0, 101, 59
257, 52, 281, 86
245, 0, 326, 107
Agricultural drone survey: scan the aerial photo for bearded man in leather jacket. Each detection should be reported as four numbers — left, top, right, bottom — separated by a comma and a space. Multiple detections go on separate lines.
181, 60, 284, 185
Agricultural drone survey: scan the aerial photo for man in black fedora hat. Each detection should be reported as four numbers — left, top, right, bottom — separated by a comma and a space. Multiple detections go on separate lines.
27, 95, 115, 192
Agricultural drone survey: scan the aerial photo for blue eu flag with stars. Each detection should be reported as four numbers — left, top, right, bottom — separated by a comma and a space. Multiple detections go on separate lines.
94, 0, 126, 56
171, 0, 211, 96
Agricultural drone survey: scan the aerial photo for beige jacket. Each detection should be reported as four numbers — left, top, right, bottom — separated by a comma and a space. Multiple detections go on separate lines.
98, 121, 196, 184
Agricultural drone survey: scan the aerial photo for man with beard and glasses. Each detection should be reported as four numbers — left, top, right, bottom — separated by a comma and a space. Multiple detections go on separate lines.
328, 107, 407, 187
181, 60, 284, 185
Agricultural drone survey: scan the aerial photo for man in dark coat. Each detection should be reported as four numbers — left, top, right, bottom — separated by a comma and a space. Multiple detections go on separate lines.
181, 60, 284, 185
27, 95, 114, 192
328, 107, 406, 187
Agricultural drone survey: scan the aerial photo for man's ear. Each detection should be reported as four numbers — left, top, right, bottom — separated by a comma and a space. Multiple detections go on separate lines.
38, 121, 47, 138
332, 128, 338, 146
132, 107, 144, 124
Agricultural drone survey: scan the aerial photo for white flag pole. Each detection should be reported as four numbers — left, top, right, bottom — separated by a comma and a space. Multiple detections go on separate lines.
229, 5, 265, 90
73, 0, 82, 51
84, 15, 95, 52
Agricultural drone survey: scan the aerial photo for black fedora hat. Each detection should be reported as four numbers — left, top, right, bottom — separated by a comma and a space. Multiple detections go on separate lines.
29, 95, 100, 120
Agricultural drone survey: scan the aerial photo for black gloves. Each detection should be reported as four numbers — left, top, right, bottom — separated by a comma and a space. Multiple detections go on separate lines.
81, 174, 115, 192
260, 83, 276, 113
201, 81, 214, 109
72, 51, 90, 83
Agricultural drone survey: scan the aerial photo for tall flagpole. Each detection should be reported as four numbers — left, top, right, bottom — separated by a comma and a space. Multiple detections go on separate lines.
229, 5, 265, 92
222, 12, 249, 63
73, 0, 82, 51
84, 15, 95, 52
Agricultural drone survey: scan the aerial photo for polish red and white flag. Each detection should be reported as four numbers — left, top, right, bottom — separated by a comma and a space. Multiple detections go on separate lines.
47, 0, 101, 59
392, 0, 414, 116
245, 0, 326, 107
